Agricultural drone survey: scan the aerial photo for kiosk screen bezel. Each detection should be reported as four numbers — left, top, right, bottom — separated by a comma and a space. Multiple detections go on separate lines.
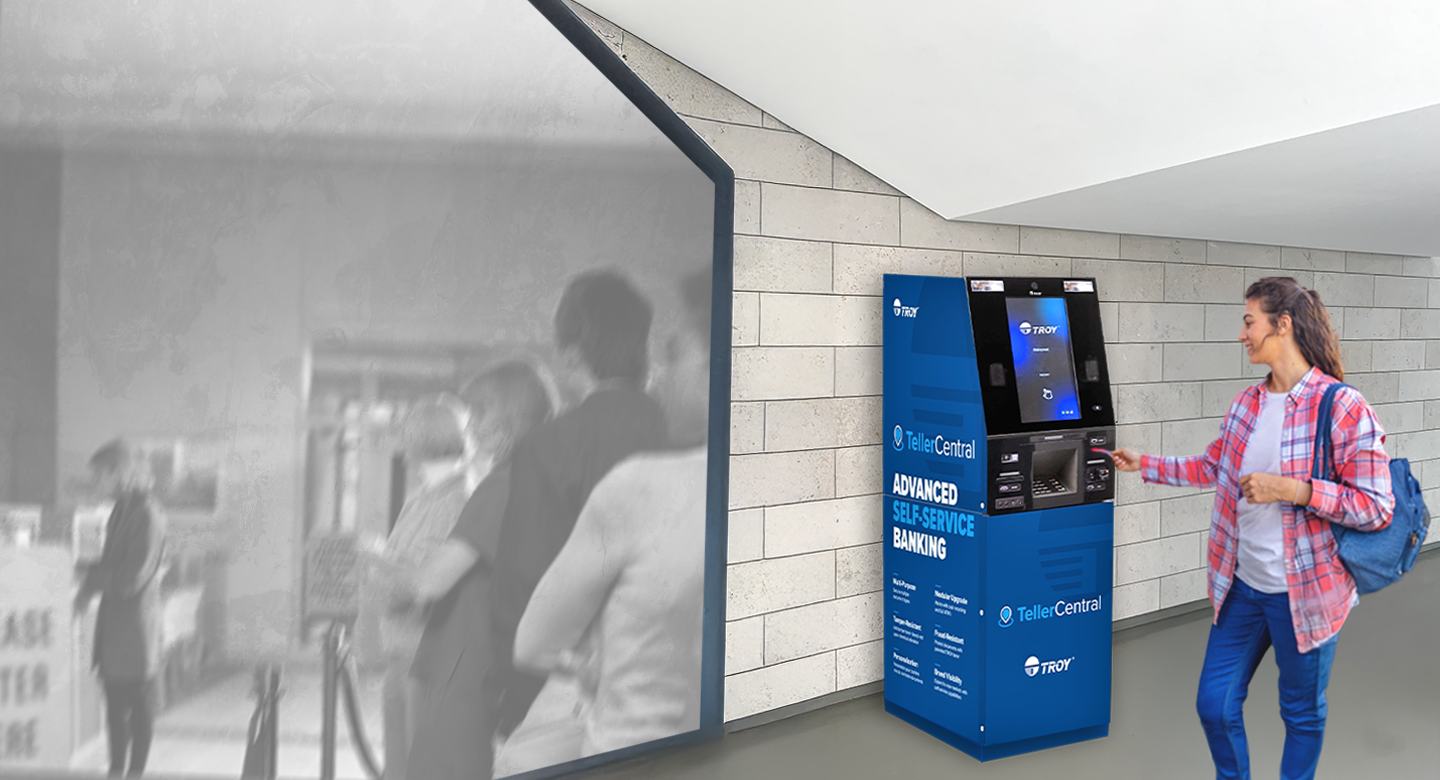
968, 277, 1114, 436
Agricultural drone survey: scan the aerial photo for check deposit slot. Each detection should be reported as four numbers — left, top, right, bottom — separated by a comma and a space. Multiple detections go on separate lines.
883, 274, 1115, 761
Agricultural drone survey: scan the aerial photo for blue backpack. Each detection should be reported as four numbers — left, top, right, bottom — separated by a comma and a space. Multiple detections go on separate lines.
1314, 382, 1430, 595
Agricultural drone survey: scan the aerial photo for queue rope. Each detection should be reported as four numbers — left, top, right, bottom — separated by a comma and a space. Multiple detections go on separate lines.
335, 627, 385, 780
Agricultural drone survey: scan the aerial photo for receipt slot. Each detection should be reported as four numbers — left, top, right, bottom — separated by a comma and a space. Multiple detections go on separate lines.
883, 275, 1114, 761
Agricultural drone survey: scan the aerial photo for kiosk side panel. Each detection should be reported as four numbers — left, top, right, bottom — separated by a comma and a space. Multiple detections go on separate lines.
882, 274, 986, 743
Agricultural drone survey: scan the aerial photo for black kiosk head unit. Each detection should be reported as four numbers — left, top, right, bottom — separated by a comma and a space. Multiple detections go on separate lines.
967, 277, 1115, 514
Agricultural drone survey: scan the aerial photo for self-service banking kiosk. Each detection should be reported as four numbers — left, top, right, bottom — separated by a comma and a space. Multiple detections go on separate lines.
882, 274, 1115, 761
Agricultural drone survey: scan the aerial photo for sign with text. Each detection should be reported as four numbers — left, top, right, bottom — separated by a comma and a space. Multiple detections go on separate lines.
0, 546, 74, 767
303, 533, 361, 623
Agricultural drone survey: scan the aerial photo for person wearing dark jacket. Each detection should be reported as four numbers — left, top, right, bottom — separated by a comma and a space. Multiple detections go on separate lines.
403, 361, 553, 780
75, 438, 167, 778
487, 269, 669, 772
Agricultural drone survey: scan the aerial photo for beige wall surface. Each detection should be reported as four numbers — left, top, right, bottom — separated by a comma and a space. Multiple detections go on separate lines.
565, 1, 1440, 724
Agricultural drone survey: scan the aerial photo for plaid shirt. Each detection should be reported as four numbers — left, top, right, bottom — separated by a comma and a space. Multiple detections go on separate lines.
1140, 367, 1393, 653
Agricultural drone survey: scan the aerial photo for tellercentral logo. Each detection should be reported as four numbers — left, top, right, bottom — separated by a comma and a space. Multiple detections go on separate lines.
999, 596, 1105, 628
891, 427, 977, 460
893, 298, 919, 318
1019, 321, 1060, 336
1025, 655, 1074, 677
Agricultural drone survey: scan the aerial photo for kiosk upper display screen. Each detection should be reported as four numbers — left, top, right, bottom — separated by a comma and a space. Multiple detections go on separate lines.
1006, 296, 1082, 424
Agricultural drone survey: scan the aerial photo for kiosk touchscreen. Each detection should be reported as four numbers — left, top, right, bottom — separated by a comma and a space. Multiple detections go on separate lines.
882, 275, 1115, 761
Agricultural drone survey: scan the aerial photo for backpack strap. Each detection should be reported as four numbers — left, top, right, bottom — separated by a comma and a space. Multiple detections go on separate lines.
1310, 382, 1349, 482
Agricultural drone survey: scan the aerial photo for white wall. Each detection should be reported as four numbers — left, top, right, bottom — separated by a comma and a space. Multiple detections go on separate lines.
566, 1, 1440, 723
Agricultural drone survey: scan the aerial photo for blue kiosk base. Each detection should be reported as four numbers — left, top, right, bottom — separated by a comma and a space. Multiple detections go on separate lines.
885, 702, 1110, 762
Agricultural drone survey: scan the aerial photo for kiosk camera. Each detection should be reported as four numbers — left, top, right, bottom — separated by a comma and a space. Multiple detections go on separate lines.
882, 275, 1115, 761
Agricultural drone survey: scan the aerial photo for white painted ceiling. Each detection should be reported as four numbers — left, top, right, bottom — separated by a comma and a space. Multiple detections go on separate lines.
584, 0, 1440, 256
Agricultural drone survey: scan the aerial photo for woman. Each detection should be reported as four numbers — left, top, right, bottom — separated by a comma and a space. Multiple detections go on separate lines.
1106, 277, 1393, 780
74, 439, 167, 778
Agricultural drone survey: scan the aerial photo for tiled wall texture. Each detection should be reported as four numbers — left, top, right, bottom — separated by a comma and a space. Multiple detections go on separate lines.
568, 2, 1440, 724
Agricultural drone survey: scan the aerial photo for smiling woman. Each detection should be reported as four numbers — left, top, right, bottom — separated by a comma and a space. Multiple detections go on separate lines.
1106, 276, 1392, 780
0, 0, 729, 777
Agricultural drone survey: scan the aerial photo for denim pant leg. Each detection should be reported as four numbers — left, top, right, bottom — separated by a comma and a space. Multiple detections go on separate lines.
1261, 595, 1338, 780
1197, 580, 1272, 780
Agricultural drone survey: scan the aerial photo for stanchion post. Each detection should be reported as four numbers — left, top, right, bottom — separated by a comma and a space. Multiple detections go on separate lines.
321, 623, 339, 780
242, 662, 283, 780
265, 665, 281, 777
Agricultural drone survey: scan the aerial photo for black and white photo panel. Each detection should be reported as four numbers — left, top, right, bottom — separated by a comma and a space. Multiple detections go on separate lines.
0, 1, 729, 777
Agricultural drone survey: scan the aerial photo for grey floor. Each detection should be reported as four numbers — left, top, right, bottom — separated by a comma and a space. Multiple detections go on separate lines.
579, 549, 1440, 780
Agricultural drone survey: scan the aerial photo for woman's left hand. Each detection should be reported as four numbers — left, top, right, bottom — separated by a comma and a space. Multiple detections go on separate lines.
1238, 472, 1307, 505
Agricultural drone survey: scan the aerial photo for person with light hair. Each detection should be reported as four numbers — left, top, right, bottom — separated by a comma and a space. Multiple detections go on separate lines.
75, 438, 167, 778
366, 394, 473, 780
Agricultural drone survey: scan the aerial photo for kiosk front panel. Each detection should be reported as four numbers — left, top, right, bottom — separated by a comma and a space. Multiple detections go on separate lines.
882, 274, 1115, 762
983, 503, 1112, 745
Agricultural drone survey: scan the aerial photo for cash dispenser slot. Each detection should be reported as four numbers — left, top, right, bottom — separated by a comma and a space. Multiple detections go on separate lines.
1030, 438, 1080, 508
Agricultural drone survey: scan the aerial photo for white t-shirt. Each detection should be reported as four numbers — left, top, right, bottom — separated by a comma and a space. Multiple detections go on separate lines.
525, 447, 707, 756
1235, 390, 1290, 594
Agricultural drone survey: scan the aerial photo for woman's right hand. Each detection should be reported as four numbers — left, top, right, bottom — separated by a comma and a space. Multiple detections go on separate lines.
1105, 447, 1142, 472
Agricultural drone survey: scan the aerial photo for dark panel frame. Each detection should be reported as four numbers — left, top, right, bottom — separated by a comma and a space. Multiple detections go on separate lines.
505, 1, 734, 778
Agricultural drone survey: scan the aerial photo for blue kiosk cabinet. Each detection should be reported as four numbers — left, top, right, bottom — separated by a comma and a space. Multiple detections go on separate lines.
883, 274, 1116, 761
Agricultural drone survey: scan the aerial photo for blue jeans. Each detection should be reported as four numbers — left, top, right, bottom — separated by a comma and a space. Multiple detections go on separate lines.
1196, 577, 1338, 780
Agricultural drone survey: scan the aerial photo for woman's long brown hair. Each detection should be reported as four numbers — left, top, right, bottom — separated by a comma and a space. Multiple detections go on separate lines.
1245, 276, 1344, 381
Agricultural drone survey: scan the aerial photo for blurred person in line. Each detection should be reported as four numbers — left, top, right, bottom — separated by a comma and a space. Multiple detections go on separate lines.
455, 361, 531, 492
1105, 277, 1392, 780
363, 395, 473, 780
402, 361, 553, 780
74, 438, 167, 778
489, 269, 671, 772
513, 268, 712, 756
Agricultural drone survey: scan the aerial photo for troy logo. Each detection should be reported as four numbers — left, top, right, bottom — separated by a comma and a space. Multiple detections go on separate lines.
1024, 655, 1074, 677
892, 298, 919, 318
1018, 321, 1059, 336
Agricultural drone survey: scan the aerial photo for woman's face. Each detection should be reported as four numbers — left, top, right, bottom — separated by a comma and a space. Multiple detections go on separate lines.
1239, 298, 1288, 365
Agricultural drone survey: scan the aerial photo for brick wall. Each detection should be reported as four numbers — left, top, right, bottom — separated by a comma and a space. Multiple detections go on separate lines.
567, 2, 1440, 724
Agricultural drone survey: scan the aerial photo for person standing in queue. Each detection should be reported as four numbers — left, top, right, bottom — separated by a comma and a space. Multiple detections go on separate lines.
512, 268, 713, 756
74, 439, 167, 778
403, 361, 553, 780
364, 395, 474, 780
488, 269, 670, 769
1105, 277, 1393, 780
